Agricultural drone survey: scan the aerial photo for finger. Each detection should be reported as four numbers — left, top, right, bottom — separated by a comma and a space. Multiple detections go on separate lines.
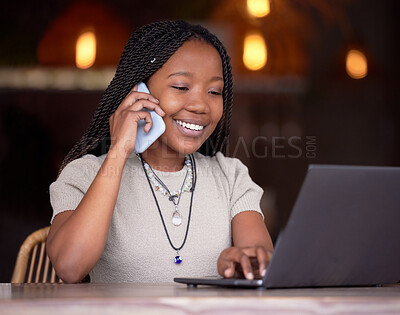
218, 248, 237, 278
132, 110, 153, 133
126, 99, 165, 117
225, 248, 255, 280
124, 87, 160, 107
116, 94, 159, 115
144, 116, 153, 133
218, 250, 232, 278
223, 261, 235, 278
238, 254, 254, 280
153, 106, 165, 117
255, 247, 270, 277
126, 84, 145, 96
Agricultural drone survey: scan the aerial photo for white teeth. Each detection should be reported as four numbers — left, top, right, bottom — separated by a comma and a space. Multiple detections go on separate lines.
175, 120, 204, 131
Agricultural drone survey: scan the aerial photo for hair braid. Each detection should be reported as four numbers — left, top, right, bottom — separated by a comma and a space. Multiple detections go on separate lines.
59, 20, 234, 175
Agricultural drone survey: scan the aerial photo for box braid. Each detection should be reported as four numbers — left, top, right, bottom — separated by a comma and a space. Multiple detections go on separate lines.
59, 20, 233, 175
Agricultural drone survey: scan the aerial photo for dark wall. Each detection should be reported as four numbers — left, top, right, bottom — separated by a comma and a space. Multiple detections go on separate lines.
0, 90, 100, 282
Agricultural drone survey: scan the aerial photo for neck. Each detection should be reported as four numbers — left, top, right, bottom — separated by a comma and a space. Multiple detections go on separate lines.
141, 150, 187, 172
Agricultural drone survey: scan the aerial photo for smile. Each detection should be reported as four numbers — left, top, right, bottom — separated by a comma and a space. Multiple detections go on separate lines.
175, 120, 204, 131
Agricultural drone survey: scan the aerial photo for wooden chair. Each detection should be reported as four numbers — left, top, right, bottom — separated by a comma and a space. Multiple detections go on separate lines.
11, 226, 63, 283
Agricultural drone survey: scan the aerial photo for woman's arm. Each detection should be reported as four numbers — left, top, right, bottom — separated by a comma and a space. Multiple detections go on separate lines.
46, 150, 127, 283
47, 87, 164, 283
217, 211, 273, 280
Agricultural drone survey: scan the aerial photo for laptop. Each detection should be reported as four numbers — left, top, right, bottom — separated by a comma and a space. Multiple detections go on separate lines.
174, 164, 400, 289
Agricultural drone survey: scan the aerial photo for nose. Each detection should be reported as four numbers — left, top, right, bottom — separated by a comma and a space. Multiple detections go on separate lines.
184, 90, 211, 114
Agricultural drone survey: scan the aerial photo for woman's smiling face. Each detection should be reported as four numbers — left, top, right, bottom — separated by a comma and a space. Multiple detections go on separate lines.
146, 39, 224, 157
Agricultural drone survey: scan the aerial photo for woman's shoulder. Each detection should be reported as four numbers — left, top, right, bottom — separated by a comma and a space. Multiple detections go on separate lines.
64, 153, 106, 168
58, 154, 107, 180
193, 151, 249, 178
194, 151, 245, 167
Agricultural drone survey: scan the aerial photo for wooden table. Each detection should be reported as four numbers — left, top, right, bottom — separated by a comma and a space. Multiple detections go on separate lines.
1, 282, 400, 314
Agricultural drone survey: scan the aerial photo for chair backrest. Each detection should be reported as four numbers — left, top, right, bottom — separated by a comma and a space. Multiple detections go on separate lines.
11, 226, 63, 283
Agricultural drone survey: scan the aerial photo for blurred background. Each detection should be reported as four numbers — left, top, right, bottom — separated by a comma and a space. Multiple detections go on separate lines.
0, 0, 399, 282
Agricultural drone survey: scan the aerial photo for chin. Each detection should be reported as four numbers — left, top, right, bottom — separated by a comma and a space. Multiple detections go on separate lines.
175, 141, 204, 155
179, 145, 201, 155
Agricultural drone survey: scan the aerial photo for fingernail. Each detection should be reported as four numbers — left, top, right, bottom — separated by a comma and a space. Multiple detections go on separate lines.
154, 98, 160, 103
247, 272, 254, 280
224, 269, 230, 278
261, 269, 266, 277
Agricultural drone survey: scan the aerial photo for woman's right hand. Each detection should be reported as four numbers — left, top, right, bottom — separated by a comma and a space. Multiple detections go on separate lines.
108, 84, 165, 159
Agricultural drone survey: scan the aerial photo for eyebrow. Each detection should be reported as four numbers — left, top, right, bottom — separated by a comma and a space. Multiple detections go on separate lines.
167, 71, 223, 82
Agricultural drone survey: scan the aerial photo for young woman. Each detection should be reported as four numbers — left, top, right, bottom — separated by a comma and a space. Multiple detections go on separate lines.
47, 20, 273, 283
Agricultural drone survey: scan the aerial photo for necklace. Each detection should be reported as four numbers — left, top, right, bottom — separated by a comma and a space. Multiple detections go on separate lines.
138, 154, 193, 226
138, 154, 197, 264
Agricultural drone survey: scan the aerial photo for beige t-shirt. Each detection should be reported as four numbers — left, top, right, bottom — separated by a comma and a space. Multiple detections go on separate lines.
50, 152, 264, 283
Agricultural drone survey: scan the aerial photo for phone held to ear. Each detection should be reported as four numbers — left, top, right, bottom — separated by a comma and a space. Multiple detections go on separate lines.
134, 82, 166, 153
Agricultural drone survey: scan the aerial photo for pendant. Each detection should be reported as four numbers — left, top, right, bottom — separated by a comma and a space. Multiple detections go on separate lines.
172, 211, 182, 226
174, 255, 182, 264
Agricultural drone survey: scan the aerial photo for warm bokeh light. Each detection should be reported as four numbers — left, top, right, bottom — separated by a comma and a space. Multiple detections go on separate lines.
247, 0, 270, 18
76, 31, 96, 69
243, 33, 268, 71
346, 49, 368, 79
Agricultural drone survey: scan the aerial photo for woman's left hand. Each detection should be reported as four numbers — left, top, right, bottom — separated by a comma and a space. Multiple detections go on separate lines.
217, 246, 273, 280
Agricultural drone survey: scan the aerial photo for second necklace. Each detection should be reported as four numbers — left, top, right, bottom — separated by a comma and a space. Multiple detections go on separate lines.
139, 154, 193, 226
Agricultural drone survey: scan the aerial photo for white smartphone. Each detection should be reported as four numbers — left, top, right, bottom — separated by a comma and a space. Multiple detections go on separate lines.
134, 82, 166, 153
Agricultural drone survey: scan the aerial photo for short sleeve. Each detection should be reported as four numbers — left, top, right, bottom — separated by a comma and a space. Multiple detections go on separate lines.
214, 152, 264, 220
49, 154, 103, 224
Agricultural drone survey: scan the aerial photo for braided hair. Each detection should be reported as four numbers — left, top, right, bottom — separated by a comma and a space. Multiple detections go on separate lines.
59, 20, 233, 175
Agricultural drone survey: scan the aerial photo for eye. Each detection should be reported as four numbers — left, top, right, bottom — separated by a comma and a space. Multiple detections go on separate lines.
209, 90, 222, 96
172, 86, 188, 91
